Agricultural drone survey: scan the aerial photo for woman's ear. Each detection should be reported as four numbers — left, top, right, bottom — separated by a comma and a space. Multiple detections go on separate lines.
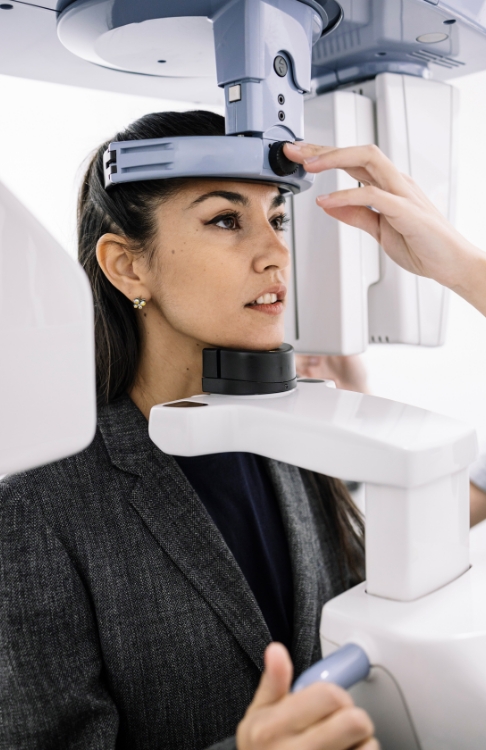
96, 233, 151, 303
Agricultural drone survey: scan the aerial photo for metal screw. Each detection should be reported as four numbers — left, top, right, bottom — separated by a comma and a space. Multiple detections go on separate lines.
278, 94, 285, 105
274, 56, 288, 77
278, 110, 285, 121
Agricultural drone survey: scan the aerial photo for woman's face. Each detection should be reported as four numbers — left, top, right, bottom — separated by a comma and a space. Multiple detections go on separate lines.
144, 179, 291, 351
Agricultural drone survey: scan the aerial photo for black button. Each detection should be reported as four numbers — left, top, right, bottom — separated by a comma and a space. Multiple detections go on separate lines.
274, 56, 288, 77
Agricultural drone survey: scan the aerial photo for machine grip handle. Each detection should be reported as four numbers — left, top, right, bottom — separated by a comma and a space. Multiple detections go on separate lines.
292, 643, 370, 692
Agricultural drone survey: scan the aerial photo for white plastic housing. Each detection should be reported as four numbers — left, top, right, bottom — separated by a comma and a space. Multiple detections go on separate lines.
367, 73, 458, 346
285, 90, 380, 354
0, 181, 96, 475
149, 382, 476, 601
286, 73, 457, 354
320, 541, 486, 749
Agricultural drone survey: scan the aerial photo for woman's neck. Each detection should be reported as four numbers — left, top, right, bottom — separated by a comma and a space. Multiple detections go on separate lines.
129, 320, 207, 420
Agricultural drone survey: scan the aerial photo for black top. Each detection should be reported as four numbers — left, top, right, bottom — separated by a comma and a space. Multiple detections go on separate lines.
174, 452, 294, 651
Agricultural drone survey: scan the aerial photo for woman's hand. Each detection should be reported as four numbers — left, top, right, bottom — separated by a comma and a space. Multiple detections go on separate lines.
284, 142, 486, 317
237, 643, 377, 750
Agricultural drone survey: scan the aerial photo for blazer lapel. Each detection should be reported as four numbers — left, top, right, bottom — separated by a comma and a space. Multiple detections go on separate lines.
264, 459, 335, 677
98, 396, 271, 673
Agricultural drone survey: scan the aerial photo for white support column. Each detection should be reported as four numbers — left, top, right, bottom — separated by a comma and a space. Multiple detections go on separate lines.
368, 72, 458, 346
285, 90, 379, 354
365, 469, 470, 600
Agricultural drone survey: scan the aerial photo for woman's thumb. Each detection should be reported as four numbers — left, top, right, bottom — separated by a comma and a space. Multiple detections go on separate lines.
251, 643, 293, 709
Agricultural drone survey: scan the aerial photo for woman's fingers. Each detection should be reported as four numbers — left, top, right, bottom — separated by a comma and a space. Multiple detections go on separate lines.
238, 659, 378, 750
355, 740, 380, 750
285, 142, 412, 198
302, 705, 375, 750
250, 643, 293, 710
238, 684, 370, 750
268, 682, 353, 736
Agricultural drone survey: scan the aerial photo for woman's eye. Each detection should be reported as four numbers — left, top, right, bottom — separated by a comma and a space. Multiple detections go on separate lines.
213, 214, 239, 230
271, 214, 289, 231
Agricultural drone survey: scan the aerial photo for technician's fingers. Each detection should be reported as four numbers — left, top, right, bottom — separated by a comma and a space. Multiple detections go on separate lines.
319, 204, 381, 241
285, 142, 412, 198
316, 185, 409, 226
284, 142, 376, 186
250, 643, 293, 710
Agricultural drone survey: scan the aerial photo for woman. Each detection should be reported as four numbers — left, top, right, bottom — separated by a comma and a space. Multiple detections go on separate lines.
0, 111, 375, 750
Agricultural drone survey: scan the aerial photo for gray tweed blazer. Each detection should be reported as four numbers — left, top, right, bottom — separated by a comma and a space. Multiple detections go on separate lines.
0, 395, 351, 750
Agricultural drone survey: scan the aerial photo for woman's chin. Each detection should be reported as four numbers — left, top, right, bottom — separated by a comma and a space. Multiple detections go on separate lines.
205, 332, 285, 351
203, 318, 286, 352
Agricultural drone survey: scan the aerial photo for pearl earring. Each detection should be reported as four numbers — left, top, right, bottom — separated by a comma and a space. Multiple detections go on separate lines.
133, 297, 147, 310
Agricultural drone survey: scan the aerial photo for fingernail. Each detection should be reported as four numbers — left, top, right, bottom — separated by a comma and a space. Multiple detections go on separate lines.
286, 142, 301, 150
303, 155, 320, 165
316, 194, 330, 202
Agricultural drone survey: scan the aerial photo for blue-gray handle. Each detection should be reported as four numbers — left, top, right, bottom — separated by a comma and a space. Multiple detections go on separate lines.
292, 643, 370, 692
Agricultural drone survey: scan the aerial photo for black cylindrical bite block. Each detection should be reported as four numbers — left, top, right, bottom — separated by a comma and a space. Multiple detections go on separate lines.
202, 344, 297, 395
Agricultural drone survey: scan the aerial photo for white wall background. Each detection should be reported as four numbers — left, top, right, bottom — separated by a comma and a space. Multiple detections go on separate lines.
0, 69, 486, 447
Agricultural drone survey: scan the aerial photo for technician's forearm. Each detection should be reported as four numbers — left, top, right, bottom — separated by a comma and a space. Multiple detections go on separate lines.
447, 243, 486, 317
470, 482, 486, 527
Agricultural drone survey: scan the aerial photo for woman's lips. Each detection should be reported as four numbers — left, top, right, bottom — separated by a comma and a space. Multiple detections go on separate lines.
245, 286, 287, 316
245, 299, 285, 316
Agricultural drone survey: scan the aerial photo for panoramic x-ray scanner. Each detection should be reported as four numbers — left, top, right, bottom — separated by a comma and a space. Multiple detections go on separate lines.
2, 0, 486, 748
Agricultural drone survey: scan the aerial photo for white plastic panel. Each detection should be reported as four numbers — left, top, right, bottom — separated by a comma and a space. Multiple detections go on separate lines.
0, 1, 223, 105
347, 666, 421, 750
150, 381, 476, 600
0, 181, 96, 475
58, 10, 217, 79
150, 384, 476, 491
289, 74, 458, 354
285, 90, 379, 354
366, 470, 470, 601
320, 546, 486, 749
368, 73, 458, 346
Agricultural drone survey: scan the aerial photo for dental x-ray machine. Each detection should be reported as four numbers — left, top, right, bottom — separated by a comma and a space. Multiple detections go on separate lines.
1, 1, 486, 748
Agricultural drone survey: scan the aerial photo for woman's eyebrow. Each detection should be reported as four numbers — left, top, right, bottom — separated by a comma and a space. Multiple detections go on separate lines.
270, 194, 286, 209
188, 190, 249, 208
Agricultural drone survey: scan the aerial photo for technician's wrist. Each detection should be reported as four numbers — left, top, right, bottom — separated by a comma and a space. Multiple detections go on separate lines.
449, 241, 486, 314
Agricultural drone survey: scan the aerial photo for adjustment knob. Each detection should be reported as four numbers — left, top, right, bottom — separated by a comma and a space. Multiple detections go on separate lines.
268, 141, 299, 177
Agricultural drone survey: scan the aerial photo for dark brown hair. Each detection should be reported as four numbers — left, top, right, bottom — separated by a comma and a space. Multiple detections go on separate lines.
77, 109, 364, 579
78, 110, 226, 407
303, 472, 365, 587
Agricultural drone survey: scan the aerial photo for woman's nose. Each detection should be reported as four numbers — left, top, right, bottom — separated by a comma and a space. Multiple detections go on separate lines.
252, 223, 290, 273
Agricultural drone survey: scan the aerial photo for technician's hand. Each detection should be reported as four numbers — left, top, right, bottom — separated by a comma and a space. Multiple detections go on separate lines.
236, 643, 378, 750
296, 354, 369, 393
284, 142, 486, 317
